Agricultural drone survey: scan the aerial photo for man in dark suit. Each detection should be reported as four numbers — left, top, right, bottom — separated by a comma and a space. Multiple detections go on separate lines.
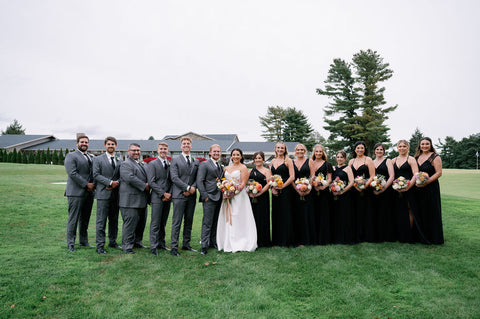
197, 144, 223, 255
170, 137, 199, 256
119, 143, 150, 254
147, 142, 173, 256
93, 136, 122, 254
64, 135, 95, 252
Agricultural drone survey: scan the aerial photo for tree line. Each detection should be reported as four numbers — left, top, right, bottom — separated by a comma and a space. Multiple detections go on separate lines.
0, 148, 69, 165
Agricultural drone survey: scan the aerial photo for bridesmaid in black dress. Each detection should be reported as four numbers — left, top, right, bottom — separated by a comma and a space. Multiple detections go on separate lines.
348, 141, 376, 242
331, 151, 355, 244
270, 142, 295, 247
392, 140, 420, 243
372, 143, 395, 242
248, 151, 272, 247
311, 144, 333, 245
414, 137, 444, 245
292, 143, 315, 246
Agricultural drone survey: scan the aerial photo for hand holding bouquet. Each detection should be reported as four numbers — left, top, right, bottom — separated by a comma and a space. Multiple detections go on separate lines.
392, 176, 410, 191
329, 177, 346, 200
246, 179, 263, 203
295, 177, 312, 200
353, 175, 367, 190
217, 178, 240, 199
415, 172, 429, 186
268, 174, 284, 196
370, 174, 387, 192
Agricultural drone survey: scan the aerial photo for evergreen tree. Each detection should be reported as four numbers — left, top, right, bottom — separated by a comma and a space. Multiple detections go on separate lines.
317, 50, 397, 153
0, 149, 4, 162
12, 149, 18, 163
317, 58, 361, 153
35, 151, 41, 164
21, 151, 28, 164
283, 107, 315, 148
1, 119, 26, 135
409, 127, 424, 156
438, 136, 457, 168
46, 147, 52, 164
40, 150, 46, 164
28, 151, 35, 164
259, 106, 286, 141
59, 149, 65, 165
52, 149, 59, 165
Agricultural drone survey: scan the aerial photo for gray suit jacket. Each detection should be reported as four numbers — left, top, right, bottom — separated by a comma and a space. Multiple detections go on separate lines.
170, 154, 199, 199
93, 153, 122, 200
119, 157, 148, 208
197, 159, 223, 202
64, 149, 94, 197
147, 157, 172, 204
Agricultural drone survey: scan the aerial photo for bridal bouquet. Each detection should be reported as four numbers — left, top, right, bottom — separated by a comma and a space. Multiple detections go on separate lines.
246, 179, 263, 203
370, 174, 387, 191
268, 174, 284, 196
392, 176, 410, 190
217, 178, 240, 199
295, 177, 312, 200
353, 175, 367, 190
415, 172, 429, 185
311, 173, 329, 187
329, 177, 346, 200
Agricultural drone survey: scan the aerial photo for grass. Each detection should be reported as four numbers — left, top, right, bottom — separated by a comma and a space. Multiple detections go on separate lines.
0, 163, 479, 318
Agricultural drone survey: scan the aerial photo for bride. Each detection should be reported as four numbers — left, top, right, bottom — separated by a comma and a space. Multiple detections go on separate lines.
216, 148, 258, 253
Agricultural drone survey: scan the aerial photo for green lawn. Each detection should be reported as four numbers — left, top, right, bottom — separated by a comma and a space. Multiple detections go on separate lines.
0, 163, 479, 318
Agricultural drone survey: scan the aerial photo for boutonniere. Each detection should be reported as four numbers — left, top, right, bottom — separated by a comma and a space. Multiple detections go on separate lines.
115, 155, 121, 162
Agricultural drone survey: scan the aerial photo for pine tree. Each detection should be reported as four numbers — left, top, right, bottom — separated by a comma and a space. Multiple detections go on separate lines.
259, 106, 286, 141
28, 151, 35, 164
1, 119, 26, 135
46, 147, 52, 164
283, 107, 315, 149
59, 149, 65, 165
409, 127, 424, 156
52, 149, 59, 165
317, 50, 397, 153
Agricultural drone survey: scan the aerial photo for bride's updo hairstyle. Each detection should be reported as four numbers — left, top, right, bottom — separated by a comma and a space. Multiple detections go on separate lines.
230, 148, 244, 164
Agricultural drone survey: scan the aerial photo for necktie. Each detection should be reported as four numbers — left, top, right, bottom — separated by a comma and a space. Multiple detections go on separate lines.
164, 160, 168, 170
138, 162, 146, 176
84, 154, 93, 182
110, 156, 116, 169
216, 161, 221, 174
186, 155, 191, 166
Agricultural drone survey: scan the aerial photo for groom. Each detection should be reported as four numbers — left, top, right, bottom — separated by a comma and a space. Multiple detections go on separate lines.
197, 144, 223, 255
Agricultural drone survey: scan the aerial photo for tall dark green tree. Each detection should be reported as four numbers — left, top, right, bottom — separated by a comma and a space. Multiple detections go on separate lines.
438, 136, 457, 168
46, 148, 52, 164
259, 106, 286, 141
28, 151, 35, 164
283, 107, 315, 148
316, 59, 361, 153
409, 127, 424, 156
2, 119, 26, 135
317, 50, 397, 153
52, 149, 59, 165
259, 106, 316, 148
351, 49, 397, 152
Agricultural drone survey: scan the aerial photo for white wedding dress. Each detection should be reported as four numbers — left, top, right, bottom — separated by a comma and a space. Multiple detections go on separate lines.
217, 170, 258, 253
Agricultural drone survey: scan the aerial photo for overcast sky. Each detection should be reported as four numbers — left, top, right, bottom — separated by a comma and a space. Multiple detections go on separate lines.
1, 1, 479, 148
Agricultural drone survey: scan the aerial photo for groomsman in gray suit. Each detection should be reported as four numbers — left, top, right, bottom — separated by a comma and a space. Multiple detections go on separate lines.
170, 136, 199, 256
147, 142, 173, 256
197, 144, 223, 255
93, 136, 122, 254
64, 135, 95, 252
119, 143, 150, 254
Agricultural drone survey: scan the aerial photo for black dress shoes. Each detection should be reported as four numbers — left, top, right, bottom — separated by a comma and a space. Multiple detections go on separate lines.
134, 243, 148, 249
159, 245, 171, 251
97, 247, 107, 254
201, 247, 208, 255
79, 243, 93, 248
68, 245, 75, 252
125, 249, 135, 254
108, 243, 121, 249
151, 248, 158, 256
182, 246, 197, 252
171, 249, 180, 257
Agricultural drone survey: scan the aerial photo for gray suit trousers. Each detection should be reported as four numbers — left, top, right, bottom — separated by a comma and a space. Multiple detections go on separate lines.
120, 207, 147, 250
171, 196, 196, 250
200, 199, 221, 248
150, 201, 171, 249
67, 194, 94, 247
95, 197, 119, 248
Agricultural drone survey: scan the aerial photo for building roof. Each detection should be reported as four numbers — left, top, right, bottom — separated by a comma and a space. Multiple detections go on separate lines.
0, 135, 56, 150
